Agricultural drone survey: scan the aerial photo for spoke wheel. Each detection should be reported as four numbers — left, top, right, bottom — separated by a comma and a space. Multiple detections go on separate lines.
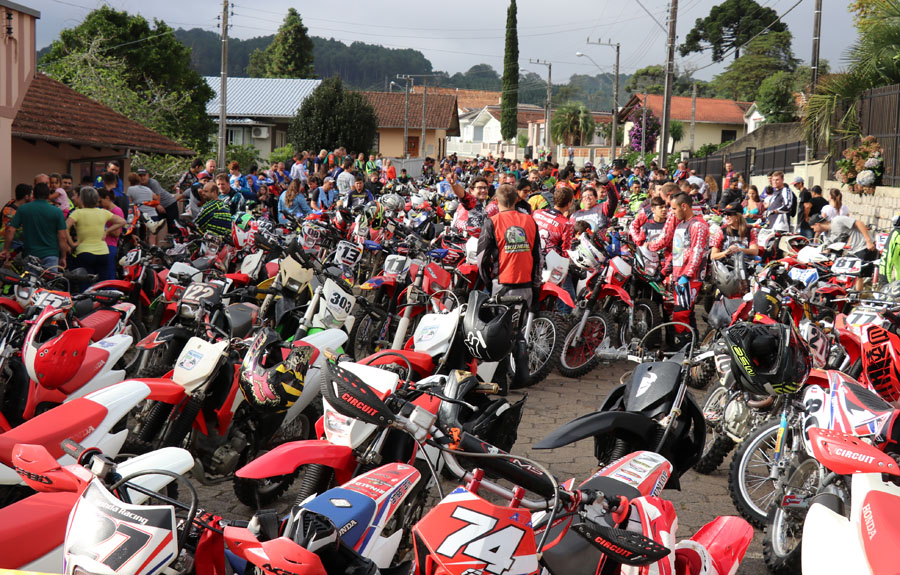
729, 419, 781, 527
694, 384, 735, 474
559, 311, 616, 378
513, 312, 566, 388
763, 457, 822, 575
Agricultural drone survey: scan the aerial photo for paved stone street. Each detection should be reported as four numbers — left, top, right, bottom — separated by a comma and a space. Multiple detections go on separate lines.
193, 361, 771, 574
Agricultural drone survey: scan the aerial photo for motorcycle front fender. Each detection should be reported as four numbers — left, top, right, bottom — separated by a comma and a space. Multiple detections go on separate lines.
540, 281, 575, 308
534, 408, 658, 450
235, 440, 356, 484
0, 297, 23, 315
136, 325, 192, 350
141, 378, 188, 403
595, 284, 633, 308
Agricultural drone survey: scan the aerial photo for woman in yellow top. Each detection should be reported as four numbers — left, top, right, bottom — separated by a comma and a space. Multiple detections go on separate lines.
66, 187, 126, 285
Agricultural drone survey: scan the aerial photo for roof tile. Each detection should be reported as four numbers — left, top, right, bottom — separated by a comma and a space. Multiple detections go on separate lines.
12, 73, 192, 155
411, 86, 501, 111
623, 93, 750, 124
359, 91, 459, 135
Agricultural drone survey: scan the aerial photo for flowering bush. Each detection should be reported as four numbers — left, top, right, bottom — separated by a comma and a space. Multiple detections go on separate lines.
628, 105, 660, 152
836, 136, 883, 187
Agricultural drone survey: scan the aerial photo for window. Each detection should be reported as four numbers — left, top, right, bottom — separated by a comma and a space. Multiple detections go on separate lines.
226, 127, 243, 146
721, 129, 737, 144
406, 136, 419, 157
275, 130, 287, 148
373, 132, 380, 153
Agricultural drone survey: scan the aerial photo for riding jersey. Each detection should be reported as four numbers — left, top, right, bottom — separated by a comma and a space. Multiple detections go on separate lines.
648, 213, 709, 280
478, 210, 542, 290
629, 205, 654, 245
533, 207, 574, 257
710, 226, 759, 251
345, 188, 375, 209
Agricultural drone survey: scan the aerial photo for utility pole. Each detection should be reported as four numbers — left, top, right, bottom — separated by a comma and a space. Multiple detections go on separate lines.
660, 0, 678, 167
690, 82, 697, 153
396, 75, 412, 159
586, 39, 620, 163
641, 92, 648, 157
216, 0, 230, 171
529, 59, 552, 152
807, 0, 823, 161
398, 73, 445, 159
421, 78, 427, 158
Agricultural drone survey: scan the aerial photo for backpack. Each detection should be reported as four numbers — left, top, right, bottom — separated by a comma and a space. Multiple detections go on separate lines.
787, 189, 798, 218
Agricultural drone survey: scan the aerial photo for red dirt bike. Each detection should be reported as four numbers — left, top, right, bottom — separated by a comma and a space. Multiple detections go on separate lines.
309, 362, 754, 575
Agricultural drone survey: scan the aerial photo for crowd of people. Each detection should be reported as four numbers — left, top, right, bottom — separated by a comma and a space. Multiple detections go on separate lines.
1, 147, 876, 344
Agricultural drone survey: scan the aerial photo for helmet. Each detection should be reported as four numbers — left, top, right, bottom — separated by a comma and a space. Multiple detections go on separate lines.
381, 193, 403, 213
446, 199, 459, 213
462, 291, 514, 362
723, 322, 811, 395
234, 212, 253, 230
23, 308, 94, 390
239, 329, 311, 413
410, 195, 425, 210
711, 256, 747, 298
567, 237, 607, 270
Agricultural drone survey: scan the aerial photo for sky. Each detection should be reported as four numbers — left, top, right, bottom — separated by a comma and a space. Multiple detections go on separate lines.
32, 0, 858, 84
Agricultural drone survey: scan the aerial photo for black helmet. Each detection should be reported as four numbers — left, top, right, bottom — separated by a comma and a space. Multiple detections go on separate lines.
462, 291, 514, 362
723, 322, 811, 395
239, 329, 311, 413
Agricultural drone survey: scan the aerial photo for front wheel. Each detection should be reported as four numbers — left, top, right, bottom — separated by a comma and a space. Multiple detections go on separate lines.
763, 457, 823, 575
558, 311, 617, 378
117, 317, 146, 376
513, 312, 567, 388
693, 384, 735, 475
729, 419, 781, 527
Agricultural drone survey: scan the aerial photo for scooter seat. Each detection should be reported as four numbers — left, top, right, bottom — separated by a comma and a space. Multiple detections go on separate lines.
0, 397, 107, 465
77, 309, 121, 341
0, 492, 79, 568
303, 486, 375, 549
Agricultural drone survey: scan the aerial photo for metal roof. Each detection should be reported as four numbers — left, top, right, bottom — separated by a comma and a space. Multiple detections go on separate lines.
204, 76, 322, 119
0, 1, 40, 18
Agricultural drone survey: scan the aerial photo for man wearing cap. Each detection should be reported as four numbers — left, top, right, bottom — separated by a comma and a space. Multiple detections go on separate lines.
793, 176, 813, 238
188, 171, 212, 219
810, 212, 876, 290
314, 177, 338, 211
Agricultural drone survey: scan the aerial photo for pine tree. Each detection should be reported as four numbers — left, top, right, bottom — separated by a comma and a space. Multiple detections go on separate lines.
253, 8, 315, 78
500, 0, 519, 141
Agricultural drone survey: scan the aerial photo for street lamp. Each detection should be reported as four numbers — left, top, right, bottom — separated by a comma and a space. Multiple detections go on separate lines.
389, 81, 401, 93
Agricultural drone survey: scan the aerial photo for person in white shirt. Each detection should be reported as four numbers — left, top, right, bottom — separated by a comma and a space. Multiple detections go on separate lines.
821, 188, 850, 220
289, 151, 308, 184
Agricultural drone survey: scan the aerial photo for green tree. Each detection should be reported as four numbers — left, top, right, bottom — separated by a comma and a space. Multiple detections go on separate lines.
41, 6, 213, 153
757, 71, 798, 123
501, 0, 519, 141
624, 65, 712, 97
668, 120, 685, 153
793, 59, 831, 94
289, 77, 377, 155
247, 8, 314, 78
551, 102, 595, 146
804, 0, 900, 151
679, 0, 788, 62
598, 122, 624, 145
710, 30, 798, 101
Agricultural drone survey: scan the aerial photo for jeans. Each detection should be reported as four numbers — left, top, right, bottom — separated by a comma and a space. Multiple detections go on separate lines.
74, 251, 111, 291
40, 256, 59, 270
557, 275, 577, 314
107, 245, 118, 282
798, 226, 814, 239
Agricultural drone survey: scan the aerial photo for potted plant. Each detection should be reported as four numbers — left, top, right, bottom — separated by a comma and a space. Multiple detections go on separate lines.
835, 136, 883, 194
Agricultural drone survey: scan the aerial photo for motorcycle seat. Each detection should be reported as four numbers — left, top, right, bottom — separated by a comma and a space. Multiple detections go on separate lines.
225, 303, 258, 339
0, 492, 79, 568
303, 486, 375, 549
226, 272, 251, 287
0, 397, 107, 464
708, 298, 744, 331
59, 346, 112, 395
77, 309, 121, 341
360, 350, 434, 379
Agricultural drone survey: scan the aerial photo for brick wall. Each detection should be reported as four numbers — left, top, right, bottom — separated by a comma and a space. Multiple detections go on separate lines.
834, 182, 900, 231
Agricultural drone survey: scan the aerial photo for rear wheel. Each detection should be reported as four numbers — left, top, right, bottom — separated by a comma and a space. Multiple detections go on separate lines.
116, 318, 146, 376
689, 328, 719, 390
729, 419, 780, 527
617, 299, 660, 348
694, 384, 735, 475
559, 311, 617, 378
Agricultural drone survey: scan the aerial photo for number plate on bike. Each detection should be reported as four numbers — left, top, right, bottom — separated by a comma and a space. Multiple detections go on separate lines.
832, 257, 862, 275
180, 282, 221, 306
64, 482, 177, 574
383, 255, 411, 279
32, 288, 72, 309
846, 306, 889, 328
334, 240, 363, 267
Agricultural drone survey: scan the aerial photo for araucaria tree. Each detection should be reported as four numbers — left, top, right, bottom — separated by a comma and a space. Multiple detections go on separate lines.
247, 8, 315, 78
679, 0, 787, 62
289, 77, 377, 154
500, 0, 519, 141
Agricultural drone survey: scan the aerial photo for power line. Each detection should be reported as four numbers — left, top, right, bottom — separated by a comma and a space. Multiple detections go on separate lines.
634, 0, 668, 33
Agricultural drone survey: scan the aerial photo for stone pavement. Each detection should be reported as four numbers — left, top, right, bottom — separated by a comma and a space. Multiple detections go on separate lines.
192, 361, 772, 574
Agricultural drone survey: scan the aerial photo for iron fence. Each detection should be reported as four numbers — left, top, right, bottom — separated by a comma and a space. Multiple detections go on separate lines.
829, 84, 900, 187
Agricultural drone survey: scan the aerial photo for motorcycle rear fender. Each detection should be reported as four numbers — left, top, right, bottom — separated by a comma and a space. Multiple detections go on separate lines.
141, 378, 187, 403
818, 284, 846, 296
595, 284, 633, 308
136, 325, 192, 350
533, 409, 658, 450
0, 297, 23, 315
540, 282, 575, 308
234, 440, 356, 485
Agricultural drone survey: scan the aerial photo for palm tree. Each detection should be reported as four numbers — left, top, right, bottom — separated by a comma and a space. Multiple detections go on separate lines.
669, 120, 685, 153
803, 0, 900, 151
551, 102, 596, 145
